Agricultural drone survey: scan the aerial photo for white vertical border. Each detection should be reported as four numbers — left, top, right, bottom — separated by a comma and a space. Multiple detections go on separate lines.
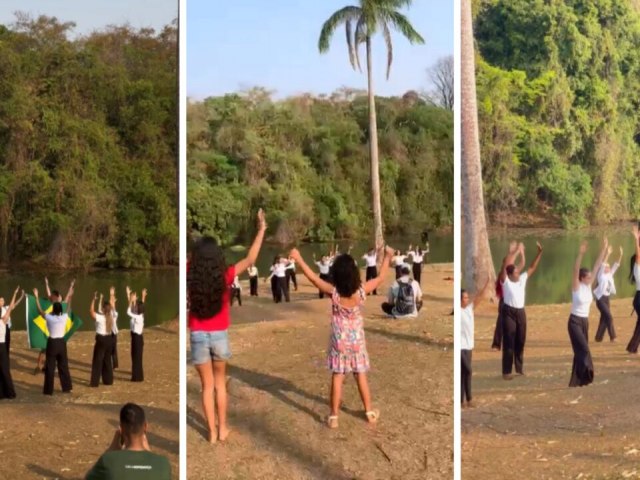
453, 0, 461, 478
178, 0, 187, 478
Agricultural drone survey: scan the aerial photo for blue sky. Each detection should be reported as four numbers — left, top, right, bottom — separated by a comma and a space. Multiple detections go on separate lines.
188, 0, 453, 99
0, 0, 177, 36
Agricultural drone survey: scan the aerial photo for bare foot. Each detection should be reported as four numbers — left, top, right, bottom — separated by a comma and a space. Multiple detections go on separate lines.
218, 426, 231, 442
365, 409, 380, 424
207, 430, 217, 444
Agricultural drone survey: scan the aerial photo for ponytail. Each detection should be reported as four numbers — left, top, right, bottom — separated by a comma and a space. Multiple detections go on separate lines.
630, 254, 637, 284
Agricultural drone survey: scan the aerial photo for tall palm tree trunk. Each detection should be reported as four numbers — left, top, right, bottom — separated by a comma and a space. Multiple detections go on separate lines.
461, 0, 494, 292
366, 35, 384, 250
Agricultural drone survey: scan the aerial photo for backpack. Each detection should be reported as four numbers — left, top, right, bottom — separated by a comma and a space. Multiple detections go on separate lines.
395, 281, 415, 315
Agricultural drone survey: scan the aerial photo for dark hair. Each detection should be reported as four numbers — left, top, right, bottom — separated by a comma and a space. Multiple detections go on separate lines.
52, 302, 63, 315
630, 254, 637, 284
579, 268, 590, 281
460, 289, 467, 298
400, 266, 411, 276
273, 255, 280, 265
120, 403, 146, 435
330, 254, 361, 297
505, 265, 515, 275
136, 299, 145, 315
188, 237, 227, 319
51, 290, 60, 298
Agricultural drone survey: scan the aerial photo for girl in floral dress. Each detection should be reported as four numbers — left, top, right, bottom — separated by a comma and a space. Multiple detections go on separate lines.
290, 245, 394, 428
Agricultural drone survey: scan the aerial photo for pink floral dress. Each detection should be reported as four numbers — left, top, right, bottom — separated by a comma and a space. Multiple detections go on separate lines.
327, 287, 370, 373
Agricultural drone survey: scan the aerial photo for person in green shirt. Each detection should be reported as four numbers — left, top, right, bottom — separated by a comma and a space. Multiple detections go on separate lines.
86, 403, 171, 480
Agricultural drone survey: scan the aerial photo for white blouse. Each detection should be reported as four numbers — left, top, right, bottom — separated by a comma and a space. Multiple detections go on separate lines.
502, 272, 528, 309
460, 304, 474, 350
248, 266, 258, 277
1, 306, 11, 329
45, 313, 69, 339
571, 283, 593, 317
316, 261, 331, 275
270, 263, 286, 278
363, 254, 377, 267
128, 307, 145, 335
593, 263, 619, 300
0, 320, 5, 343
635, 264, 640, 291
95, 311, 118, 336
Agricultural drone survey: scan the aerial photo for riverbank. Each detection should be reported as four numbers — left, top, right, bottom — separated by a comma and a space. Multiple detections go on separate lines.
187, 263, 454, 480
463, 297, 640, 479
0, 322, 179, 480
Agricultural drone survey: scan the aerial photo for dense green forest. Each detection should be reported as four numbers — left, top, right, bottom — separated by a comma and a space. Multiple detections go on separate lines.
0, 15, 177, 268
187, 88, 453, 245
474, 0, 640, 228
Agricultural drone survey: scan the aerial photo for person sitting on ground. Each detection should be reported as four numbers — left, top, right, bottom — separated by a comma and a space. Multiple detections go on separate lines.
85, 402, 171, 480
381, 266, 423, 318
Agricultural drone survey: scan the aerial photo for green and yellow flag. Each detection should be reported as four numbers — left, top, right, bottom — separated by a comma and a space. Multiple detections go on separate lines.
25, 294, 83, 349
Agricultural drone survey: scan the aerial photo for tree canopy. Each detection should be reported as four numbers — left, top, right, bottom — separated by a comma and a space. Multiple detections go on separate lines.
187, 88, 453, 245
0, 15, 178, 268
474, 0, 640, 228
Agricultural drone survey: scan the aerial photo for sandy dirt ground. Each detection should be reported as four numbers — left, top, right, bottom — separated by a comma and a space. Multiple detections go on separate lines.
0, 322, 179, 480
463, 297, 640, 479
187, 263, 454, 480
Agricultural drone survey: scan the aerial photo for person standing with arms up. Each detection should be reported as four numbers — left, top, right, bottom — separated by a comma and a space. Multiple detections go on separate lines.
491, 248, 524, 351
627, 225, 640, 354
313, 253, 333, 299
499, 241, 543, 380
407, 245, 425, 285
127, 287, 147, 382
362, 248, 379, 295
34, 286, 74, 395
247, 264, 259, 296
89, 289, 117, 387
594, 245, 622, 343
0, 287, 23, 399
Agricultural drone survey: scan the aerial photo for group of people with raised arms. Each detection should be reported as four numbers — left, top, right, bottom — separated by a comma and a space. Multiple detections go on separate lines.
187, 209, 426, 443
0, 277, 148, 399
461, 226, 640, 408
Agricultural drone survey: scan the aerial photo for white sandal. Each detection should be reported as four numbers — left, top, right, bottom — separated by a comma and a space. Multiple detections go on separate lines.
327, 415, 339, 429
365, 409, 380, 423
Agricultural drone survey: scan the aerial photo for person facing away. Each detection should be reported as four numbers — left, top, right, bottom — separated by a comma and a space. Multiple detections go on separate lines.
381, 266, 423, 318
85, 402, 171, 480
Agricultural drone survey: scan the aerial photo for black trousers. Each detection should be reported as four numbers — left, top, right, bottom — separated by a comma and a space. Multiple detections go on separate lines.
319, 273, 330, 299
395, 266, 402, 279
5, 326, 10, 366
366, 266, 378, 295
111, 333, 119, 369
502, 304, 527, 375
594, 295, 616, 342
627, 292, 640, 353
270, 276, 278, 302
461, 349, 472, 403
491, 299, 504, 350
412, 262, 422, 284
131, 332, 144, 382
44, 337, 72, 395
230, 287, 242, 306
273, 276, 289, 303
90, 334, 114, 387
0, 342, 15, 399
286, 269, 297, 291
568, 314, 594, 387
249, 276, 258, 296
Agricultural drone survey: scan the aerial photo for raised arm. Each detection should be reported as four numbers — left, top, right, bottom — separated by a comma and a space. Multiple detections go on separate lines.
126, 286, 132, 307
1, 287, 21, 323
235, 209, 267, 276
290, 248, 334, 295
633, 225, 640, 264
363, 246, 394, 295
109, 287, 116, 309
90, 292, 98, 320
573, 242, 587, 292
65, 279, 75, 303
33, 289, 46, 317
12, 288, 25, 309
45, 277, 51, 298
498, 241, 519, 283
516, 243, 525, 272
591, 237, 609, 285
98, 293, 104, 314
141, 288, 147, 304
472, 277, 493, 310
527, 242, 543, 277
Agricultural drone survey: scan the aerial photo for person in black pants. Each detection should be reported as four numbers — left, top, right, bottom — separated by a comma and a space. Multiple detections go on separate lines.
362, 248, 378, 295
314, 253, 333, 299
127, 287, 147, 383
248, 265, 259, 296
0, 288, 23, 399
499, 241, 543, 380
627, 226, 640, 353
593, 246, 622, 342
34, 288, 74, 395
89, 290, 117, 387
230, 277, 242, 306
492, 249, 524, 350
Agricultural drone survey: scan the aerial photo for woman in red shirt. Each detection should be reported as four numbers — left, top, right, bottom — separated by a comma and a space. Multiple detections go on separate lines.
188, 209, 267, 443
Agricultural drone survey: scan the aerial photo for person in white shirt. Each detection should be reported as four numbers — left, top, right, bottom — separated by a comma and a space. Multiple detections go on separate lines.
89, 288, 118, 387
594, 245, 622, 343
266, 256, 290, 303
0, 287, 23, 400
460, 278, 491, 409
127, 287, 147, 382
391, 251, 407, 279
286, 256, 298, 292
313, 253, 334, 299
381, 266, 423, 318
230, 275, 242, 306
627, 225, 640, 353
362, 248, 379, 295
0, 288, 26, 367
248, 264, 259, 296
569, 238, 608, 387
407, 245, 426, 285
499, 241, 543, 380
34, 286, 74, 395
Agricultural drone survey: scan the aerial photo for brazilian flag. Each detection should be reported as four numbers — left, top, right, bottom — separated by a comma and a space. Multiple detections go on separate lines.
25, 294, 83, 349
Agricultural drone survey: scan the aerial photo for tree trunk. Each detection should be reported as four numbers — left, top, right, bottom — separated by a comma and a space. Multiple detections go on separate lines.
366, 35, 384, 251
461, 0, 495, 293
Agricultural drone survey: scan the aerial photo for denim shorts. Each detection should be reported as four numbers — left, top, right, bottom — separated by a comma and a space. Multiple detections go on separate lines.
190, 330, 231, 365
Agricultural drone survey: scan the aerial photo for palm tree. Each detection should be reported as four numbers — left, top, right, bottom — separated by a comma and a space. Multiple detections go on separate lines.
318, 0, 424, 249
461, 0, 495, 292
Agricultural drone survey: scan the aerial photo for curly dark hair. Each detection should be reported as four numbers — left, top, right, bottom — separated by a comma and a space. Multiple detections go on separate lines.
188, 237, 227, 319
330, 254, 362, 297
